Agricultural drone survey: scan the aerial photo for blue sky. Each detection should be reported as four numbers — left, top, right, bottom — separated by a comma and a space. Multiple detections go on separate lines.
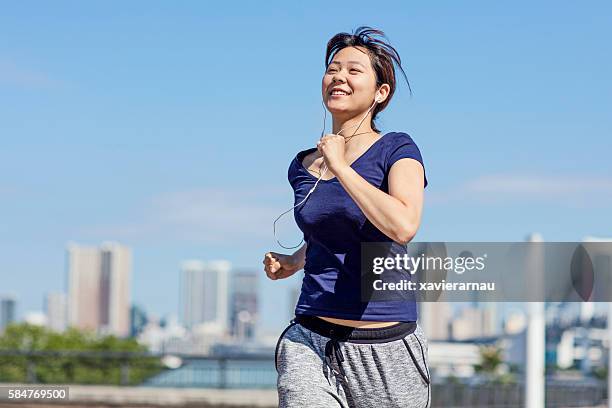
1, 1, 611, 334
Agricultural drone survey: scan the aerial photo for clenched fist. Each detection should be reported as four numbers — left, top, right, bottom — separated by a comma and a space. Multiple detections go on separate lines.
263, 252, 301, 280
317, 133, 348, 174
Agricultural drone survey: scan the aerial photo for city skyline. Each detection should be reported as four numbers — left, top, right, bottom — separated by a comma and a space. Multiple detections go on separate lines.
2, 241, 268, 340
5, 234, 612, 336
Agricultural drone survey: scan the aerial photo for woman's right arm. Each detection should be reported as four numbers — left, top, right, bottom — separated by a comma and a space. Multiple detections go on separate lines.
263, 242, 307, 280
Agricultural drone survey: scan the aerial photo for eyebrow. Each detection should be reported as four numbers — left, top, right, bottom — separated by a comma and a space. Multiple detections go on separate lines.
329, 60, 366, 68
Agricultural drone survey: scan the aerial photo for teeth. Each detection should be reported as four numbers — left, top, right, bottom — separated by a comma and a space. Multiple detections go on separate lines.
332, 91, 349, 95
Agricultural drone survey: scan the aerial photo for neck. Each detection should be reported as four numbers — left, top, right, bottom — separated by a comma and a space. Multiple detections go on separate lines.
332, 111, 375, 136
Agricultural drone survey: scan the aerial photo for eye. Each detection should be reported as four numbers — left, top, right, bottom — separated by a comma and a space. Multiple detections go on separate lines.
350, 68, 361, 73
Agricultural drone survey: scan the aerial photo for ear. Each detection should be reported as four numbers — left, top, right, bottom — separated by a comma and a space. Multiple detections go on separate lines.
376, 84, 391, 103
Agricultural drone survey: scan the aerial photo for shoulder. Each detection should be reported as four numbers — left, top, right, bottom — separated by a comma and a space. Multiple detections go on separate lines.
293, 147, 318, 169
383, 131, 428, 188
383, 131, 424, 162
383, 131, 420, 149
288, 147, 317, 182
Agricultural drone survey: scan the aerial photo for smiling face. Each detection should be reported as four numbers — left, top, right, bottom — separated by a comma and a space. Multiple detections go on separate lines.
322, 46, 382, 119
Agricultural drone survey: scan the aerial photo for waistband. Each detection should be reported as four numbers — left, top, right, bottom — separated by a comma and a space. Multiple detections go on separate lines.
294, 314, 417, 344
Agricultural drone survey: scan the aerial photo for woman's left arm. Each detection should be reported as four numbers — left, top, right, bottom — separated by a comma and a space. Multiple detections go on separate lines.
334, 158, 425, 245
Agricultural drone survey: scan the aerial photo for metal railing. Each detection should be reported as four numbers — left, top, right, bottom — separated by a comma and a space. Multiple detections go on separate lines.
0, 350, 607, 406
0, 350, 272, 388
430, 381, 606, 407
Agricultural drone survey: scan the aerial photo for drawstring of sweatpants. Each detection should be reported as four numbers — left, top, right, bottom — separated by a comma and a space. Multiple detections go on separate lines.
323, 338, 354, 402
324, 338, 347, 379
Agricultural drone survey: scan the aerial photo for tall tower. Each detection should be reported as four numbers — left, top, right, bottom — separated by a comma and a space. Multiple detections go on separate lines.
525, 232, 545, 408
99, 242, 132, 337
419, 300, 453, 340
0, 294, 16, 333
67, 243, 101, 332
66, 242, 132, 336
230, 269, 258, 339
181, 260, 230, 333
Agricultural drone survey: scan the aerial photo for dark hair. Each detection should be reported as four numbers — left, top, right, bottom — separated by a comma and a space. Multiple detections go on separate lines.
325, 26, 411, 132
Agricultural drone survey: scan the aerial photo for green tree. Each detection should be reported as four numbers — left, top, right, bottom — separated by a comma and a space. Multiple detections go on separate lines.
592, 366, 607, 381
0, 323, 162, 385
474, 344, 516, 384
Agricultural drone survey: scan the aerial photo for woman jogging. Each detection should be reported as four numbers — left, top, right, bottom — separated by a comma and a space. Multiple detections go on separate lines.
264, 26, 430, 408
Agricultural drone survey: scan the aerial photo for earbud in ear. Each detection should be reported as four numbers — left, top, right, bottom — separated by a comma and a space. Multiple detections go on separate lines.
375, 93, 383, 103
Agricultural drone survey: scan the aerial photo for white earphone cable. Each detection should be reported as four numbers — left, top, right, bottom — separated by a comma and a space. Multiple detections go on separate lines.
273, 96, 380, 249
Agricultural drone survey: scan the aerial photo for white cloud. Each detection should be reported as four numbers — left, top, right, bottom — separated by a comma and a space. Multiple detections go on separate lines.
0, 185, 21, 198
427, 173, 612, 207
75, 173, 612, 244
463, 174, 612, 195
77, 186, 296, 245
0, 60, 63, 89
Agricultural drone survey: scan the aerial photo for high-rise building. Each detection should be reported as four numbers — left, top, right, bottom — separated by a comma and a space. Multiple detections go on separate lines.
99, 242, 131, 337
450, 304, 497, 340
67, 243, 101, 332
0, 294, 17, 332
230, 269, 258, 339
45, 292, 67, 332
66, 242, 132, 337
180, 260, 229, 334
130, 304, 148, 337
419, 300, 453, 340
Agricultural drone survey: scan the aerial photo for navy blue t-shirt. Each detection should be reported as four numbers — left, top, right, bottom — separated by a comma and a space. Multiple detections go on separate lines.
288, 131, 428, 322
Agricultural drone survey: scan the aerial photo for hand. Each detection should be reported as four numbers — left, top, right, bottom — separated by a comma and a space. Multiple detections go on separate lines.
317, 133, 348, 175
263, 252, 302, 280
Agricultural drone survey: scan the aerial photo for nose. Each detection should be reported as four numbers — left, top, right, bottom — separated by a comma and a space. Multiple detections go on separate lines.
331, 69, 346, 85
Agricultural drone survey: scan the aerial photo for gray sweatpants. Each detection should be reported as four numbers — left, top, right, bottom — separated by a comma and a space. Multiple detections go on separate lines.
275, 318, 430, 408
